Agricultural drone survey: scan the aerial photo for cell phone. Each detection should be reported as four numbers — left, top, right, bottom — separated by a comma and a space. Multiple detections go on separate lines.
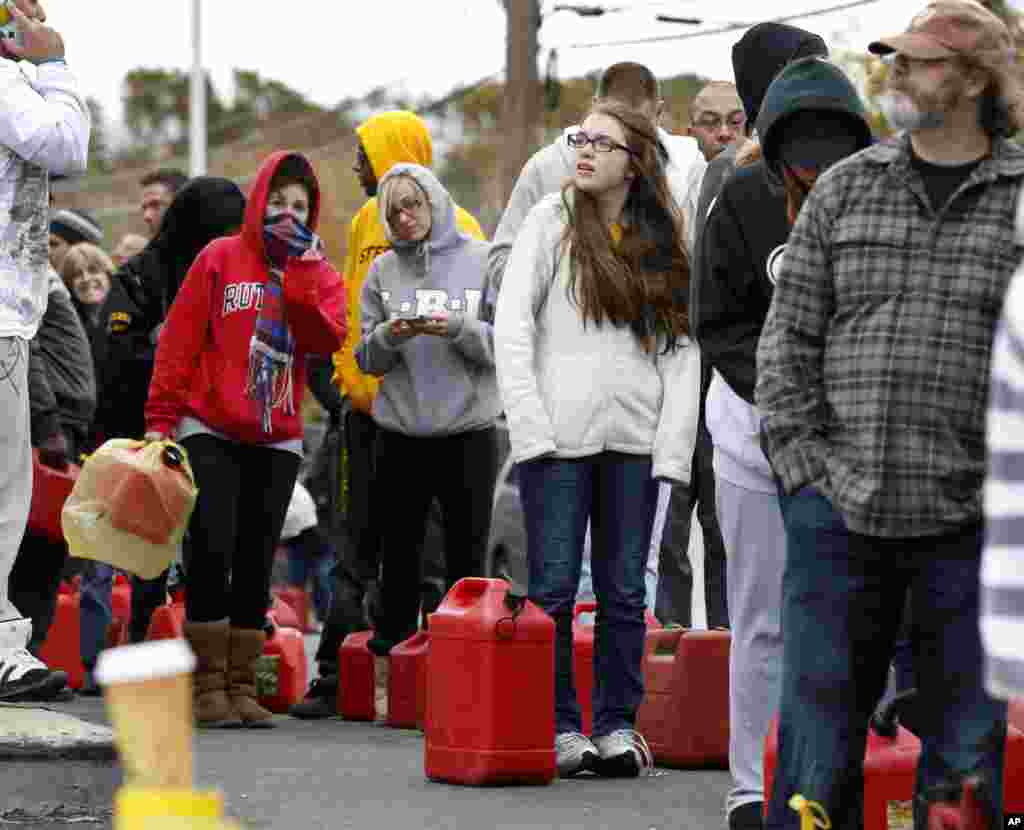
0, 2, 22, 49
396, 313, 428, 325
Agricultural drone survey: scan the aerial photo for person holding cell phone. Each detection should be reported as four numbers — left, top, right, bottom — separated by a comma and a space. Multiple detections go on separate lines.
355, 163, 500, 659
0, 0, 91, 702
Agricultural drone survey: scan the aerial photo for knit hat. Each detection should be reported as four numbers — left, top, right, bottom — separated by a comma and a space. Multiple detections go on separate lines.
50, 208, 103, 246
756, 57, 873, 182
731, 23, 829, 126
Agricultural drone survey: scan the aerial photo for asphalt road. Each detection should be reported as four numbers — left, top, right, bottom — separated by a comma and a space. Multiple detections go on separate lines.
41, 632, 731, 830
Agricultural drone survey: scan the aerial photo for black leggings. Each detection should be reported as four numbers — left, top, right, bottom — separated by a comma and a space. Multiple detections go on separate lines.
181, 434, 300, 630
374, 426, 498, 649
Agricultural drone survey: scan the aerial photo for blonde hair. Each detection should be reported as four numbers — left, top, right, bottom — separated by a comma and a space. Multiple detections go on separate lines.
60, 242, 115, 286
380, 174, 429, 225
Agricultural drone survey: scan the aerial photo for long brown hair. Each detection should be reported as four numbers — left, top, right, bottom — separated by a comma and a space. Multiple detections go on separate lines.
561, 100, 690, 353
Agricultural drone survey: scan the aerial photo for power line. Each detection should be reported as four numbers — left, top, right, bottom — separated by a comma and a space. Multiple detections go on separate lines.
566, 0, 881, 48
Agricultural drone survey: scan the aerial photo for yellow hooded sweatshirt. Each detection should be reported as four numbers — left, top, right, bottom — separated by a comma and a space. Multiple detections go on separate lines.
331, 110, 485, 413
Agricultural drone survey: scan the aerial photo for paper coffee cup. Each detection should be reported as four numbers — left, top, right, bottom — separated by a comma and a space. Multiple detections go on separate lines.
96, 639, 197, 789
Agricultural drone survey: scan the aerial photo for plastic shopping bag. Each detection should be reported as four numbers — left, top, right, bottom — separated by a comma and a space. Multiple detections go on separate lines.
61, 438, 198, 579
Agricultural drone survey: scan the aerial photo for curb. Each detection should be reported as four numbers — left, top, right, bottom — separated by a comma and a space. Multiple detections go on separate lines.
0, 703, 119, 823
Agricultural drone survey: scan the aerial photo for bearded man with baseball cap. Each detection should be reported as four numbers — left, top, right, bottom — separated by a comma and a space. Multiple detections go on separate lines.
755, 2, 1024, 827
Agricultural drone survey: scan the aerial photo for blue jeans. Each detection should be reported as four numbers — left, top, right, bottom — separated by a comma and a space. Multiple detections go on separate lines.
766, 487, 1007, 830
285, 527, 335, 621
519, 452, 657, 738
79, 561, 114, 669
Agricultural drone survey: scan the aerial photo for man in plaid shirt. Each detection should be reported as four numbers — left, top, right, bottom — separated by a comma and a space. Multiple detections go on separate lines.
755, 2, 1024, 827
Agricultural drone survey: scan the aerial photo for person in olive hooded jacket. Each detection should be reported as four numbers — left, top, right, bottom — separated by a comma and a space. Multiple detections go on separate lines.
145, 151, 345, 728
695, 57, 872, 830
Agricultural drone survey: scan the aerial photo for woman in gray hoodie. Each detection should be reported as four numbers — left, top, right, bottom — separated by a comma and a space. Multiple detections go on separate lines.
356, 163, 500, 657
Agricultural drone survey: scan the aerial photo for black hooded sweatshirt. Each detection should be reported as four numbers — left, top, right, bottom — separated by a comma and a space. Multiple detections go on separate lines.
690, 22, 828, 335
694, 57, 872, 404
96, 176, 245, 440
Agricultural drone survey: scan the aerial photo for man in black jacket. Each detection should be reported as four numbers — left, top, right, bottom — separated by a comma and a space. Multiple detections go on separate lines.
695, 55, 872, 830
661, 25, 833, 639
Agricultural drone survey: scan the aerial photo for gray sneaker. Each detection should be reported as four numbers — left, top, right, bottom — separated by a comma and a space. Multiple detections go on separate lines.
555, 731, 599, 778
593, 729, 653, 778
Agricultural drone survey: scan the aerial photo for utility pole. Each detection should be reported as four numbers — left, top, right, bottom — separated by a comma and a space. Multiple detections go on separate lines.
189, 0, 207, 177
502, 0, 541, 206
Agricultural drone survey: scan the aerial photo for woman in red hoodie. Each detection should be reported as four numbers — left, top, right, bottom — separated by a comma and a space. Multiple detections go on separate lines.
144, 152, 346, 728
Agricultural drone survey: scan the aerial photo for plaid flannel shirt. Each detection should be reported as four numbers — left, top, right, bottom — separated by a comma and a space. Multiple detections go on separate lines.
756, 134, 1024, 537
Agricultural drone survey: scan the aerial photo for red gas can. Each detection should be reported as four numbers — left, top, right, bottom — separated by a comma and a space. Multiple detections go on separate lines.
764, 713, 1024, 829
425, 577, 556, 786
636, 627, 730, 768
927, 778, 988, 830
257, 625, 306, 714
572, 601, 661, 736
337, 631, 376, 721
266, 594, 301, 631
111, 577, 132, 632
38, 592, 85, 689
146, 600, 185, 641
29, 450, 80, 544
38, 590, 129, 689
388, 630, 429, 729
274, 585, 314, 633
765, 713, 920, 830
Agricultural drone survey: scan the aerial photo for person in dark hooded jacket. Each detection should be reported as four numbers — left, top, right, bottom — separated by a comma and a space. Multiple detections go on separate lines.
695, 57, 872, 830
97, 177, 246, 444
658, 23, 830, 648
92, 177, 246, 657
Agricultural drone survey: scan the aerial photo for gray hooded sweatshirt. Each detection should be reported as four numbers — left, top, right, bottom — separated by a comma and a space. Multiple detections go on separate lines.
355, 164, 500, 437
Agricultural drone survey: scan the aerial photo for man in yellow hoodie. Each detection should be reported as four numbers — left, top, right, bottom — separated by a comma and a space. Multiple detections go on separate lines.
291, 111, 484, 719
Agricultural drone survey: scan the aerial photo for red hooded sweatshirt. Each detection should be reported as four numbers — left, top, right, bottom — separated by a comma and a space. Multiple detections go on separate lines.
145, 151, 346, 445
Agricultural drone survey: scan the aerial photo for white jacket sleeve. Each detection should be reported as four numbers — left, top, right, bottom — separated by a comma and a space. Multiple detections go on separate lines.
494, 200, 561, 464
485, 151, 551, 310
652, 338, 702, 485
0, 60, 90, 174
662, 133, 707, 257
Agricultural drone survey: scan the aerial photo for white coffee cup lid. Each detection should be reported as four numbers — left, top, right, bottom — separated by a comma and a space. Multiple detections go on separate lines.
94, 639, 196, 685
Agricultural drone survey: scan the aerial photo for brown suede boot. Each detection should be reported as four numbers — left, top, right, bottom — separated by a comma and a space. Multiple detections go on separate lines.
183, 620, 241, 728
227, 627, 275, 729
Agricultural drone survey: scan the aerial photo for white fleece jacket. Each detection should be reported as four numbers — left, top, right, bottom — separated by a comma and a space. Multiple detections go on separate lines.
494, 193, 701, 485
0, 59, 90, 340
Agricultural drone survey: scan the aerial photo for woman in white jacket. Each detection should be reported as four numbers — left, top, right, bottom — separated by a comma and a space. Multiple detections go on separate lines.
494, 99, 700, 779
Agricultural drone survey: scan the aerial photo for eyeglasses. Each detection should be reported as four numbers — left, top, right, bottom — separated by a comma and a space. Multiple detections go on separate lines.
567, 130, 634, 155
692, 112, 746, 131
386, 196, 426, 224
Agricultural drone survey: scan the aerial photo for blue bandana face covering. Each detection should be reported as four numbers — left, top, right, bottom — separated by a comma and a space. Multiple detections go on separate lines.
245, 213, 322, 432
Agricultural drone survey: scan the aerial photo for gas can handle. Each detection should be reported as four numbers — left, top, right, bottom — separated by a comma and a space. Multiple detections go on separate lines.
497, 580, 529, 639
869, 687, 917, 738
502, 581, 528, 616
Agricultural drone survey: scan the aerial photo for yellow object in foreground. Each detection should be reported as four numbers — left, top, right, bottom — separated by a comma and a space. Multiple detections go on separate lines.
114, 787, 242, 830
789, 794, 832, 830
